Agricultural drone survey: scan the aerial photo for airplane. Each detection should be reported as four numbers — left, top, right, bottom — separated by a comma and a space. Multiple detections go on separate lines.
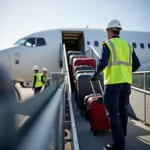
0, 28, 150, 87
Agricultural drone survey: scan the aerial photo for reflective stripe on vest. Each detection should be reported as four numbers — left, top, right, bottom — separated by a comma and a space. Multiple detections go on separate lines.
104, 38, 133, 85
107, 41, 132, 67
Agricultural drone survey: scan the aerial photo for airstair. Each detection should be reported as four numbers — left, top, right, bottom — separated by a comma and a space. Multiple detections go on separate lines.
0, 44, 149, 150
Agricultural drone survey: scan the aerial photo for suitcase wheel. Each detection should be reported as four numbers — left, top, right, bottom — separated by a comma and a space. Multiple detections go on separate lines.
90, 127, 98, 136
93, 131, 98, 136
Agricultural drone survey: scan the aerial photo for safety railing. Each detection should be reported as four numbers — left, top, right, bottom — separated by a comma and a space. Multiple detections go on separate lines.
132, 71, 150, 92
62, 44, 80, 150
85, 46, 104, 76
0, 64, 66, 150
130, 71, 150, 125
85, 46, 100, 64
17, 82, 65, 150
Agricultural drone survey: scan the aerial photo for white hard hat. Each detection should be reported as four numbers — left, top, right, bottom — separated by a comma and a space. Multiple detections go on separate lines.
43, 67, 48, 71
106, 19, 122, 31
33, 65, 39, 70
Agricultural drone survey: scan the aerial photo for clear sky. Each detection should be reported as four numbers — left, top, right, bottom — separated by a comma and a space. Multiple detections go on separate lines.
0, 0, 149, 49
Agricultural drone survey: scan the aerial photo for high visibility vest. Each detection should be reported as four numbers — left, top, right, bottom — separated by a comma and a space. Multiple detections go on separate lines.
33, 73, 43, 88
103, 38, 133, 85
41, 73, 46, 86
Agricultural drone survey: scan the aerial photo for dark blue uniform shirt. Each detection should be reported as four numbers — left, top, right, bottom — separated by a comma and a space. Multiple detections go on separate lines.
92, 36, 141, 78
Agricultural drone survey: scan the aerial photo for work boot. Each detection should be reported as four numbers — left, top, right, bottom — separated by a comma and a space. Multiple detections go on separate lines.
103, 144, 125, 150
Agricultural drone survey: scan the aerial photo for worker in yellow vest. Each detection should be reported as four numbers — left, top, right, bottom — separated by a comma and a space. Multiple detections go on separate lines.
90, 19, 140, 150
41, 67, 48, 87
32, 65, 43, 95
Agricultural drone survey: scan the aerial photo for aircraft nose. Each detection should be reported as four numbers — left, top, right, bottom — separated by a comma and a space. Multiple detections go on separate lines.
0, 50, 11, 70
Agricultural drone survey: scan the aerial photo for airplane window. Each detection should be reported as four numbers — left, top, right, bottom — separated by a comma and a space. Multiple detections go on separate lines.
14, 38, 27, 45
87, 41, 90, 45
25, 38, 36, 47
37, 38, 46, 46
148, 43, 150, 49
94, 41, 99, 47
140, 43, 144, 49
132, 43, 137, 48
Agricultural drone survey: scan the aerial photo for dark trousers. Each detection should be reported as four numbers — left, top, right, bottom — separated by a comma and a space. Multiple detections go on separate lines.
104, 83, 131, 147
34, 87, 42, 95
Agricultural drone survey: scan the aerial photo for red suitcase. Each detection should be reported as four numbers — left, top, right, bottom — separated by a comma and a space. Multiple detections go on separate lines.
69, 54, 86, 65
87, 80, 110, 136
72, 58, 96, 75
84, 93, 101, 121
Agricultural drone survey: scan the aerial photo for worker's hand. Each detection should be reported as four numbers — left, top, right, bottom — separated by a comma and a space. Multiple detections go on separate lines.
90, 76, 99, 81
32, 88, 34, 91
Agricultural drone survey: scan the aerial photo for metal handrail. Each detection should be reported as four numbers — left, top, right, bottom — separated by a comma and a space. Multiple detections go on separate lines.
0, 64, 65, 150
85, 46, 100, 58
131, 86, 150, 94
89, 46, 100, 58
63, 44, 80, 150
14, 76, 64, 116
17, 82, 65, 150
133, 71, 150, 74
132, 71, 150, 93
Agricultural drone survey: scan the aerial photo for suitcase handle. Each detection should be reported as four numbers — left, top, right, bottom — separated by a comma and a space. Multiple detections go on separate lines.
90, 80, 104, 100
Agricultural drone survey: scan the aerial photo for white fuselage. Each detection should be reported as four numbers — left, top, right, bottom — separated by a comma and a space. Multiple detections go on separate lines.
0, 28, 150, 82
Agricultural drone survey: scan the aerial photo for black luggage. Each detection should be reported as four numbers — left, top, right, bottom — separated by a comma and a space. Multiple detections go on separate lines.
74, 65, 94, 76
75, 73, 104, 115
69, 54, 86, 65
74, 70, 94, 90
67, 51, 84, 61
67, 52, 85, 91
74, 70, 94, 77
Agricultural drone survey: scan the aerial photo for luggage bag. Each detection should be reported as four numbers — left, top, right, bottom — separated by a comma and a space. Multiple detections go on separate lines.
74, 70, 94, 78
74, 65, 94, 76
72, 58, 96, 75
67, 51, 84, 61
84, 93, 101, 121
69, 54, 86, 65
87, 80, 110, 136
75, 73, 103, 114
74, 70, 95, 89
